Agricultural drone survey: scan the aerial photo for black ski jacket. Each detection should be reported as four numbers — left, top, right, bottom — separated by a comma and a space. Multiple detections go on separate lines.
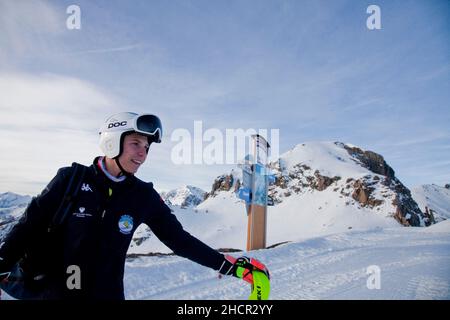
0, 157, 225, 299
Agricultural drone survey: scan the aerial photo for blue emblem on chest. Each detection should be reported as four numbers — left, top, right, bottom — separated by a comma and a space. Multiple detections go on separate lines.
118, 215, 134, 235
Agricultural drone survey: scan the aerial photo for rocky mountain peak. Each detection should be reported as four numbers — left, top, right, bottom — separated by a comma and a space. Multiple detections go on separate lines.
206, 141, 433, 227
340, 142, 395, 179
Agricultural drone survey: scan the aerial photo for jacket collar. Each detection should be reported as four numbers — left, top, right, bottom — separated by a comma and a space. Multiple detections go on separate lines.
92, 156, 137, 188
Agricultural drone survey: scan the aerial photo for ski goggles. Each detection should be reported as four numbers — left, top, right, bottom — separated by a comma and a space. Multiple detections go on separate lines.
133, 114, 163, 143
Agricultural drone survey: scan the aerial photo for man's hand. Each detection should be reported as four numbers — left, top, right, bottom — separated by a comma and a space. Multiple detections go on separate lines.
218, 255, 270, 284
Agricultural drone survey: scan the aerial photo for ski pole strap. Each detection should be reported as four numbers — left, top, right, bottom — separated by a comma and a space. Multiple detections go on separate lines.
235, 266, 254, 284
234, 256, 270, 280
219, 255, 271, 300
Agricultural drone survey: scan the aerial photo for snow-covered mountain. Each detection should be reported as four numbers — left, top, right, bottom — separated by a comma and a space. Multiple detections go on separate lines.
160, 185, 206, 208
0, 192, 31, 239
0, 192, 31, 222
412, 184, 450, 222
254, 142, 429, 226
129, 141, 444, 254
0, 192, 31, 211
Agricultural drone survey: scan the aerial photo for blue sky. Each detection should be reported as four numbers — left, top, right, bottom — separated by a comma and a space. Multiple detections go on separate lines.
0, 0, 449, 195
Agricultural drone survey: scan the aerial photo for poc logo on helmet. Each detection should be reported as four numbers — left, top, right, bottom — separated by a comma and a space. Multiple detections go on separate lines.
108, 121, 127, 129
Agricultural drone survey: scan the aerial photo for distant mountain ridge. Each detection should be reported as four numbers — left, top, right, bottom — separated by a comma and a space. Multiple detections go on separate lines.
0, 192, 31, 237
0, 192, 31, 210
160, 185, 206, 208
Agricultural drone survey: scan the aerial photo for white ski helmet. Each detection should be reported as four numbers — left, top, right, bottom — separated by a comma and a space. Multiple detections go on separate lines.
99, 112, 162, 158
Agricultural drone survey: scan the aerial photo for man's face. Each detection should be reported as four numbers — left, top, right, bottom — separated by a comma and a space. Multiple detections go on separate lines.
118, 133, 149, 174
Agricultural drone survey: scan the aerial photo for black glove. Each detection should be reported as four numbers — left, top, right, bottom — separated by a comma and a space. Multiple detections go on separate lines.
218, 255, 270, 284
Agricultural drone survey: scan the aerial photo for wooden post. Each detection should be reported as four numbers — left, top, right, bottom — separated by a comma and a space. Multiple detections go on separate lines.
246, 135, 270, 251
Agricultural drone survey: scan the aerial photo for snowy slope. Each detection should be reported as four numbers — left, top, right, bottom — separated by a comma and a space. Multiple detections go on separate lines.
412, 184, 450, 222
123, 221, 450, 300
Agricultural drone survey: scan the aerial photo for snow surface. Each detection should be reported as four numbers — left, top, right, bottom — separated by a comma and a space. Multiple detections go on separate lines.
124, 222, 450, 300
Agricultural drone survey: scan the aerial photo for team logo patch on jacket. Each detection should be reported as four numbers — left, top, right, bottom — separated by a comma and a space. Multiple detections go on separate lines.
118, 215, 134, 234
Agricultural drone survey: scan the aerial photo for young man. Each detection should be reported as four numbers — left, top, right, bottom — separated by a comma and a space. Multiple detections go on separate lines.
0, 112, 269, 300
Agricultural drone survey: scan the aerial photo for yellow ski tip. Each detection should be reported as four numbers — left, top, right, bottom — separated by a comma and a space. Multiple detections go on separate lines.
249, 270, 270, 300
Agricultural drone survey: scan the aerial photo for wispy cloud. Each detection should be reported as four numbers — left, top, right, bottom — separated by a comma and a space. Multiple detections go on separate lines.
417, 64, 450, 82
60, 43, 145, 56
0, 72, 122, 130
377, 133, 450, 149
0, 0, 62, 57
0, 72, 122, 194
